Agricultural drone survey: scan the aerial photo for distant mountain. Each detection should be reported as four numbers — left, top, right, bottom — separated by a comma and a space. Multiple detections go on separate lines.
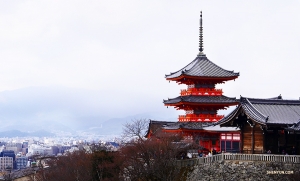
0, 130, 55, 137
0, 87, 171, 132
0, 86, 178, 136
84, 113, 177, 136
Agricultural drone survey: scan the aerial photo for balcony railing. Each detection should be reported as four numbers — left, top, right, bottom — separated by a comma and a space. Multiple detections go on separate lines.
180, 88, 223, 96
176, 153, 300, 167
178, 114, 224, 122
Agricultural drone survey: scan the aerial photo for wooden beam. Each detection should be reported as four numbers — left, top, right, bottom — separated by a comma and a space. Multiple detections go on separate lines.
240, 126, 243, 153
251, 124, 254, 154
263, 129, 265, 153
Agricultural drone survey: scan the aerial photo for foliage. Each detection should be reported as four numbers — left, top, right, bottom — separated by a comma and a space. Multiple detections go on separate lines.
120, 119, 193, 181
30, 150, 120, 181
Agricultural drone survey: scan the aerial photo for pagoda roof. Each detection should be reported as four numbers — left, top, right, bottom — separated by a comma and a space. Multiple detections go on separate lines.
164, 95, 238, 105
218, 95, 300, 126
165, 54, 239, 82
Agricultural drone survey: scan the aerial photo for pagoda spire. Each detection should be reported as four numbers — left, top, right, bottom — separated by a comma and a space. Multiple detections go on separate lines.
198, 11, 204, 55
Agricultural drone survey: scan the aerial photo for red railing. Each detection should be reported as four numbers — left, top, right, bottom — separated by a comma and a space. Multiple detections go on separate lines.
178, 114, 224, 122
180, 88, 223, 96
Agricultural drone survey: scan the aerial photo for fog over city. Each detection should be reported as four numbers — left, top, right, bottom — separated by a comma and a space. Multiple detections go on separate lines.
0, 1, 300, 136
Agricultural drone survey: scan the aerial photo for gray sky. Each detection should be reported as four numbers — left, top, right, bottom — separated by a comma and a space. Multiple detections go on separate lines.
0, 1, 300, 130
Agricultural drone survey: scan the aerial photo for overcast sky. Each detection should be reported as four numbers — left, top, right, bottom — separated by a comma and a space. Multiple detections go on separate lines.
0, 1, 300, 130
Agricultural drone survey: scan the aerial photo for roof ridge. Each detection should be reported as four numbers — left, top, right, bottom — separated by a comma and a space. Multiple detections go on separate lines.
202, 57, 239, 75
242, 97, 268, 124
215, 104, 242, 125
246, 97, 300, 105
165, 57, 198, 77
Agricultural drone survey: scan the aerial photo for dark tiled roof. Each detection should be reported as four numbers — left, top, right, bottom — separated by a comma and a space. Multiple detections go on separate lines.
286, 121, 300, 131
163, 122, 212, 130
216, 104, 241, 125
165, 55, 239, 79
164, 95, 238, 105
218, 96, 300, 126
145, 120, 177, 137
243, 97, 300, 125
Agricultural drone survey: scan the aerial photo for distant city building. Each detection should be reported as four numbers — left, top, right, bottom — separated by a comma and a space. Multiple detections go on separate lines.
0, 157, 13, 170
27, 144, 54, 156
51, 146, 59, 155
58, 145, 71, 154
0, 150, 16, 169
22, 148, 28, 155
15, 156, 28, 169
22, 142, 29, 148
5, 143, 22, 154
0, 150, 15, 161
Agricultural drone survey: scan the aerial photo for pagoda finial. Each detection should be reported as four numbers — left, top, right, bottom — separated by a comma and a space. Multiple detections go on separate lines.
198, 11, 204, 55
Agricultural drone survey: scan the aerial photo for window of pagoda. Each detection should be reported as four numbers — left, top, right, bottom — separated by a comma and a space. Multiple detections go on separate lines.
220, 133, 240, 153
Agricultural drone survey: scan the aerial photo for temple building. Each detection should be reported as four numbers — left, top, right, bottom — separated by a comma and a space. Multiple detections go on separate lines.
146, 12, 241, 152
218, 95, 300, 154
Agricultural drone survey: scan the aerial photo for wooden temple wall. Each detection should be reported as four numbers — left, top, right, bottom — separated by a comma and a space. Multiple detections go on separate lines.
242, 123, 264, 154
253, 124, 264, 153
242, 123, 251, 152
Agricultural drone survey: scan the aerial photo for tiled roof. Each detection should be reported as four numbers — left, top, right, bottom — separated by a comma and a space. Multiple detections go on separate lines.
216, 104, 242, 125
203, 125, 240, 132
286, 121, 300, 131
164, 95, 238, 105
145, 120, 177, 137
165, 54, 239, 79
147, 120, 238, 132
163, 122, 212, 130
218, 96, 300, 126
242, 97, 300, 125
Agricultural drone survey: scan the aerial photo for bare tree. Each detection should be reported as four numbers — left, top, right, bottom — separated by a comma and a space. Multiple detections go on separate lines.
122, 118, 149, 140
23, 149, 121, 181
120, 119, 193, 181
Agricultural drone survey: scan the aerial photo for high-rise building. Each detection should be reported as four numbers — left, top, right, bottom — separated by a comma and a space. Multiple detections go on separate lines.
0, 150, 15, 170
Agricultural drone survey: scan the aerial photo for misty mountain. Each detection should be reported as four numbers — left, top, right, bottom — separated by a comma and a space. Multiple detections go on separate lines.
84, 113, 177, 135
0, 86, 178, 135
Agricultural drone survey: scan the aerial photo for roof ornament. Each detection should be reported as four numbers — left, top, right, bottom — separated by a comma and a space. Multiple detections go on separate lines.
198, 11, 205, 56
247, 120, 254, 127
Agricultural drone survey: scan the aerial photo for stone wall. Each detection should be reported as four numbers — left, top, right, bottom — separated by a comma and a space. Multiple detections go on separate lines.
188, 160, 300, 181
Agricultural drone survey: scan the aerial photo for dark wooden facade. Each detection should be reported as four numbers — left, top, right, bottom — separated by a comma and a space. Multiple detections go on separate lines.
240, 120, 264, 153
219, 96, 300, 154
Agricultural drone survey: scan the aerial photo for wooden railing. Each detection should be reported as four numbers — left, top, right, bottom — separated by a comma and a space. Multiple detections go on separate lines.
180, 88, 223, 96
177, 153, 300, 167
178, 114, 224, 122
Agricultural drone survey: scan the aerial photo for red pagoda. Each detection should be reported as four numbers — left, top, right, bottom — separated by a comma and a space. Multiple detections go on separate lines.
164, 12, 239, 124
157, 12, 240, 152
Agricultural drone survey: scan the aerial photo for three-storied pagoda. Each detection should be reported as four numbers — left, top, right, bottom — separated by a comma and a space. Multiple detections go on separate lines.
164, 12, 239, 124
146, 12, 240, 152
